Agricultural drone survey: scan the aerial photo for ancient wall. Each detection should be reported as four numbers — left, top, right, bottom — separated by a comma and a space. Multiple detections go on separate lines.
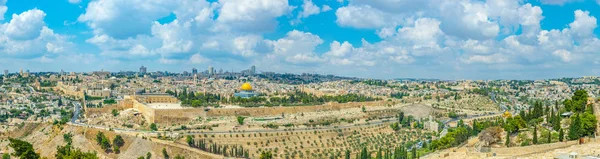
153, 108, 206, 125
111, 96, 388, 125
85, 104, 126, 116
132, 99, 156, 123
206, 101, 388, 117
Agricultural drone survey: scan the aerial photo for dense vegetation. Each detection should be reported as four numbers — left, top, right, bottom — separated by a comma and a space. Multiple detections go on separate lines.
187, 136, 249, 158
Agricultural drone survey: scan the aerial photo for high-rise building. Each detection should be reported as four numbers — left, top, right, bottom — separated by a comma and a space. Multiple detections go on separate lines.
140, 66, 147, 74
219, 68, 223, 74
3, 70, 7, 76
19, 68, 23, 76
250, 65, 256, 75
60, 69, 64, 75
192, 68, 198, 74
208, 66, 214, 75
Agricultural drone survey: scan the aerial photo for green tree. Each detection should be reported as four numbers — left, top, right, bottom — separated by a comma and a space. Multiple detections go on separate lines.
8, 138, 40, 159
505, 132, 510, 147
345, 149, 350, 159
162, 148, 169, 159
390, 122, 400, 131
112, 109, 119, 117
237, 116, 246, 125
552, 113, 561, 131
55, 144, 98, 159
259, 151, 273, 159
174, 155, 184, 159
2, 153, 9, 159
581, 112, 598, 136
360, 147, 368, 159
95, 132, 111, 152
569, 114, 583, 140
559, 128, 564, 142
113, 135, 124, 147
113, 144, 120, 154
63, 133, 73, 145
376, 148, 382, 159
571, 90, 588, 112
186, 135, 194, 146
547, 131, 552, 143
146, 152, 152, 159
411, 147, 417, 159
150, 123, 158, 131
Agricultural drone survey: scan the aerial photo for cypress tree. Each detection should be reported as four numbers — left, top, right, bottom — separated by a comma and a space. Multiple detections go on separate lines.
345, 149, 350, 159
548, 131, 551, 143
569, 114, 582, 140
376, 148, 382, 159
559, 128, 564, 142
505, 132, 510, 147
411, 147, 417, 159
361, 147, 368, 159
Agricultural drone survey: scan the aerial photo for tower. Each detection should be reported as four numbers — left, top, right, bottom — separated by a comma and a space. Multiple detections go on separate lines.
139, 66, 147, 74
3, 70, 7, 76
192, 68, 198, 75
208, 66, 214, 75
250, 65, 256, 75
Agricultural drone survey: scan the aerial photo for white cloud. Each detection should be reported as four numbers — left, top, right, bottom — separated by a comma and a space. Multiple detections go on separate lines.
540, 0, 577, 5
552, 49, 572, 62
462, 54, 508, 64
0, 9, 73, 58
46, 43, 65, 53
68, 0, 81, 4
128, 45, 150, 56
0, 0, 7, 20
264, 30, 324, 64
325, 41, 353, 57
78, 0, 176, 39
569, 10, 597, 38
150, 20, 193, 54
335, 5, 401, 29
216, 0, 292, 32
322, 5, 332, 12
189, 53, 209, 64
232, 35, 264, 57
5, 9, 46, 40
299, 0, 321, 18
397, 18, 443, 48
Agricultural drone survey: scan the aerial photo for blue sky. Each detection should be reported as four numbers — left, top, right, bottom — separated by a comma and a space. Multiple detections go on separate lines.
1, 0, 600, 80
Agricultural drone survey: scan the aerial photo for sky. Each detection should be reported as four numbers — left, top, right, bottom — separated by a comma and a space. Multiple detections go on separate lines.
1, 0, 600, 80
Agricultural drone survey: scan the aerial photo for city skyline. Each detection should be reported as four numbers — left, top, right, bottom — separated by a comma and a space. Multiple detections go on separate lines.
1, 0, 600, 79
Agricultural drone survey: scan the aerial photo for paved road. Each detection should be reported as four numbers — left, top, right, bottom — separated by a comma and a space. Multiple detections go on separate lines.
71, 102, 81, 123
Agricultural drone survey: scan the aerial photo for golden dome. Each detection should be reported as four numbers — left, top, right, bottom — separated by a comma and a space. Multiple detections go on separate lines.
503, 111, 512, 118
241, 83, 253, 91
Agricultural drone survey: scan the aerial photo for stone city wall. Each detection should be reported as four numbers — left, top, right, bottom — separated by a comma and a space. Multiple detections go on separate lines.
85, 104, 125, 116
206, 101, 388, 117
153, 108, 207, 125
97, 97, 388, 125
